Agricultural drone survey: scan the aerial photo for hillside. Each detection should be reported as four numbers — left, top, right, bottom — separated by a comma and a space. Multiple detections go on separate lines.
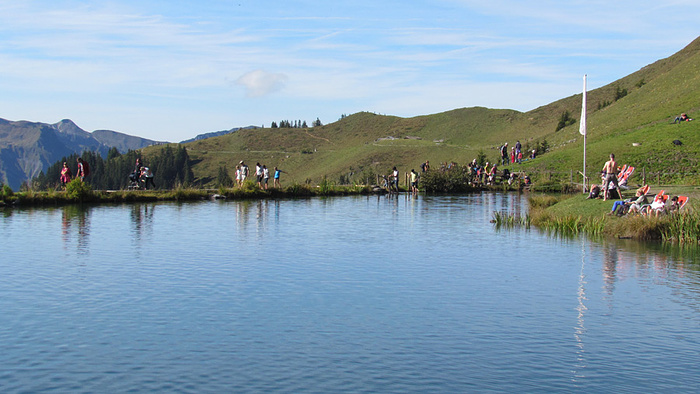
174, 36, 700, 187
180, 108, 536, 186
518, 35, 700, 186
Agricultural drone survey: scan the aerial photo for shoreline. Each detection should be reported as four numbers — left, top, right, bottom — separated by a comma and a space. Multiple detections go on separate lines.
0, 180, 535, 208
6, 183, 699, 244
500, 186, 700, 244
0, 185, 387, 208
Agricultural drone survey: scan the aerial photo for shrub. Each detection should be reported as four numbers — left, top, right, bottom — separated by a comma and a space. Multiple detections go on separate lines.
285, 183, 313, 196
421, 166, 474, 193
65, 179, 93, 202
356, 167, 378, 186
1, 184, 13, 199
318, 177, 334, 195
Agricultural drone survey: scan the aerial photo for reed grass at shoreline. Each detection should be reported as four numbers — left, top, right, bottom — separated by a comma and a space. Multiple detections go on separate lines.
493, 194, 700, 244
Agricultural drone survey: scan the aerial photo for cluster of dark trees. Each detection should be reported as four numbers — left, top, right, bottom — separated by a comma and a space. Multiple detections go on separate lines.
30, 144, 194, 191
270, 118, 322, 129
555, 111, 577, 132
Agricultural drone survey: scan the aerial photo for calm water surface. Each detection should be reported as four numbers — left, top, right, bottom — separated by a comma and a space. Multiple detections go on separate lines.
2, 193, 700, 392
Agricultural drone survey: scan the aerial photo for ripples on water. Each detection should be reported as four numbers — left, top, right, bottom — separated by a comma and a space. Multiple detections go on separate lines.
2, 194, 700, 392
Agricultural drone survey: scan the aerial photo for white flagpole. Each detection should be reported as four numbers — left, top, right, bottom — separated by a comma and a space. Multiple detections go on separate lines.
580, 75, 587, 193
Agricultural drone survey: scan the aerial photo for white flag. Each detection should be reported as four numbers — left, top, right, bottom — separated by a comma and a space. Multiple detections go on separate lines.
579, 75, 587, 136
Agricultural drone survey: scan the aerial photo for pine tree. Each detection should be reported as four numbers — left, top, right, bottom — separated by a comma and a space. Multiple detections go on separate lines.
217, 166, 233, 187
107, 147, 121, 161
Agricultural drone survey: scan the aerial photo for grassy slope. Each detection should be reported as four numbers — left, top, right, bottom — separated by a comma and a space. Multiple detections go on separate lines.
141, 36, 700, 188
516, 36, 700, 184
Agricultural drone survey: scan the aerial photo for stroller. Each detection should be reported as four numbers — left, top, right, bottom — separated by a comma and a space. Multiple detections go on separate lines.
128, 172, 141, 190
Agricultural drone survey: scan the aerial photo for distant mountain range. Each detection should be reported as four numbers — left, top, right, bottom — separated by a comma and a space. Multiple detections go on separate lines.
0, 118, 166, 190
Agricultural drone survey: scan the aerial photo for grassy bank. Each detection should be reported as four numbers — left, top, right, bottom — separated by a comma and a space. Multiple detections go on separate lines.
0, 180, 383, 207
494, 187, 700, 243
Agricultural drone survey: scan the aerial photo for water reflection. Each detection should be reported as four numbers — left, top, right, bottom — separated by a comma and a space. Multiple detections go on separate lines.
600, 239, 700, 284
573, 239, 588, 383
596, 238, 700, 315
60, 205, 91, 255
129, 204, 155, 257
602, 242, 619, 298
232, 200, 263, 239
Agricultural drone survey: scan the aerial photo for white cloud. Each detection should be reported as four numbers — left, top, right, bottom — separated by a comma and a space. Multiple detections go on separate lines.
236, 70, 288, 97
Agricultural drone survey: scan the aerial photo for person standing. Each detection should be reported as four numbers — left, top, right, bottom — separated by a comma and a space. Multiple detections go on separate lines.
240, 161, 249, 183
420, 160, 430, 172
390, 167, 399, 193
500, 143, 508, 165
76, 157, 87, 181
141, 166, 155, 189
255, 163, 263, 188
60, 162, 72, 188
134, 158, 143, 174
602, 153, 619, 201
273, 167, 285, 188
410, 169, 418, 194
233, 165, 240, 187
262, 165, 270, 190
515, 140, 522, 163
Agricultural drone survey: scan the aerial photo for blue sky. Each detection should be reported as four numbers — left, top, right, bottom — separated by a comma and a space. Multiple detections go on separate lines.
1, 1, 698, 142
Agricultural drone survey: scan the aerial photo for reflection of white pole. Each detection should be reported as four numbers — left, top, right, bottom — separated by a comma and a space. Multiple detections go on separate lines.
580, 75, 587, 193
573, 238, 588, 381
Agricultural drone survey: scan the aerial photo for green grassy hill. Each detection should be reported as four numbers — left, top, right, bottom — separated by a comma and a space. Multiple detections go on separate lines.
146, 36, 700, 187
520, 35, 700, 185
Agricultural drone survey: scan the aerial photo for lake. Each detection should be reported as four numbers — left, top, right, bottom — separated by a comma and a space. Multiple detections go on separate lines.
2, 193, 700, 392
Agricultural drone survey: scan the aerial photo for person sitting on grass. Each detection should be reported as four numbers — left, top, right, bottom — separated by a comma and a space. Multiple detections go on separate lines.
587, 184, 601, 199
674, 113, 693, 123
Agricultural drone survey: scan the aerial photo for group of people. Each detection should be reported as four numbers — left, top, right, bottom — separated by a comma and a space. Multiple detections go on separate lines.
387, 158, 530, 190
59, 157, 90, 188
234, 161, 285, 189
382, 161, 426, 194
590, 152, 687, 217
466, 159, 529, 186
608, 187, 683, 217
130, 158, 155, 190
499, 141, 536, 166
587, 153, 623, 200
